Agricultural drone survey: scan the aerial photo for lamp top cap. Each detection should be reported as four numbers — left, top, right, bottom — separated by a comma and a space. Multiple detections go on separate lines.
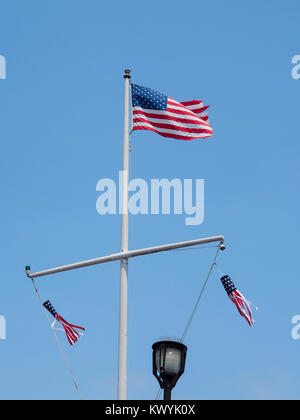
152, 340, 187, 352
124, 69, 131, 79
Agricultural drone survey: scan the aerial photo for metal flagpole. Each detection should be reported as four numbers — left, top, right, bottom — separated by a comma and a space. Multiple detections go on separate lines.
118, 69, 131, 400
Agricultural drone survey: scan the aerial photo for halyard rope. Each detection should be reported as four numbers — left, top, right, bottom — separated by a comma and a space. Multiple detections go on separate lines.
180, 246, 220, 343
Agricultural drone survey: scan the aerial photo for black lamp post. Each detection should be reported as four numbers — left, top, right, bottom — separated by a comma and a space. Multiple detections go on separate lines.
152, 340, 188, 400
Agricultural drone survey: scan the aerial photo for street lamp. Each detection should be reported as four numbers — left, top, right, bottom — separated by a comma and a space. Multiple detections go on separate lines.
152, 340, 188, 400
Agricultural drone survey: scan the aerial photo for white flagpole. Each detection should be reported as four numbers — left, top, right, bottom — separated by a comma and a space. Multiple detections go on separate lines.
118, 69, 131, 400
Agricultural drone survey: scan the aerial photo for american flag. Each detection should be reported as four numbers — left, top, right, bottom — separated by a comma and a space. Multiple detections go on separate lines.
43, 300, 85, 346
131, 84, 213, 141
220, 275, 255, 327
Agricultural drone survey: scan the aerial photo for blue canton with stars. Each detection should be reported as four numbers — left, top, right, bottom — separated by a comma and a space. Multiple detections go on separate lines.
131, 84, 167, 110
221, 275, 237, 295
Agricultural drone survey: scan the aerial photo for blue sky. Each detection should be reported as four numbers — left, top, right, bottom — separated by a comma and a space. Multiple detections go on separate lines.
0, 0, 300, 400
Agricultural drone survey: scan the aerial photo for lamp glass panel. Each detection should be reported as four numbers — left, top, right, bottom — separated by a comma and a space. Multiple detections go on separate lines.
164, 347, 181, 374
155, 347, 165, 373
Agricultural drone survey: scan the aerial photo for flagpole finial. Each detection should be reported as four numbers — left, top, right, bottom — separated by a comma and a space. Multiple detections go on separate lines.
124, 69, 131, 79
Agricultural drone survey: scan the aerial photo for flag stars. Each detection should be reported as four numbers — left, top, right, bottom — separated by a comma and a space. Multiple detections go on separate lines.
132, 84, 167, 110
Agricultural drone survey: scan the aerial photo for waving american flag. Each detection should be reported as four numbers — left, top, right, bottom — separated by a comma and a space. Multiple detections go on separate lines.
131, 84, 213, 141
220, 275, 255, 327
43, 300, 85, 346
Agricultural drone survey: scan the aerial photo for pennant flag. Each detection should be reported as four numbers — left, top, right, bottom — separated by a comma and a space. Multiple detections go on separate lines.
43, 300, 85, 346
131, 84, 213, 141
220, 275, 255, 327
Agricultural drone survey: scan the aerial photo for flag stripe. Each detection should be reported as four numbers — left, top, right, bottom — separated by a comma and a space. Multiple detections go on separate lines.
186, 105, 209, 113
133, 110, 211, 127
181, 102, 210, 114
168, 99, 208, 113
180, 100, 203, 106
133, 117, 212, 132
133, 121, 212, 138
167, 104, 203, 117
133, 126, 211, 141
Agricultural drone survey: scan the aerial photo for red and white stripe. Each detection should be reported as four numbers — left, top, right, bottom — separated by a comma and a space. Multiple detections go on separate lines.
55, 314, 85, 346
132, 98, 213, 141
229, 290, 254, 327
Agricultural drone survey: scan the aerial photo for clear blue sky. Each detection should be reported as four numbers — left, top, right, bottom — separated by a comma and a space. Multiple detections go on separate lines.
0, 0, 299, 400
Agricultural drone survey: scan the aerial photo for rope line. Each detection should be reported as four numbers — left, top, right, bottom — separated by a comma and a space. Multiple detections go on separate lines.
31, 278, 84, 400
214, 261, 225, 277
155, 388, 163, 400
180, 246, 220, 343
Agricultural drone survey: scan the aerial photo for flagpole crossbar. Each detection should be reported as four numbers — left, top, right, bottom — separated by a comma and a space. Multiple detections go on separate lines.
25, 235, 225, 279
